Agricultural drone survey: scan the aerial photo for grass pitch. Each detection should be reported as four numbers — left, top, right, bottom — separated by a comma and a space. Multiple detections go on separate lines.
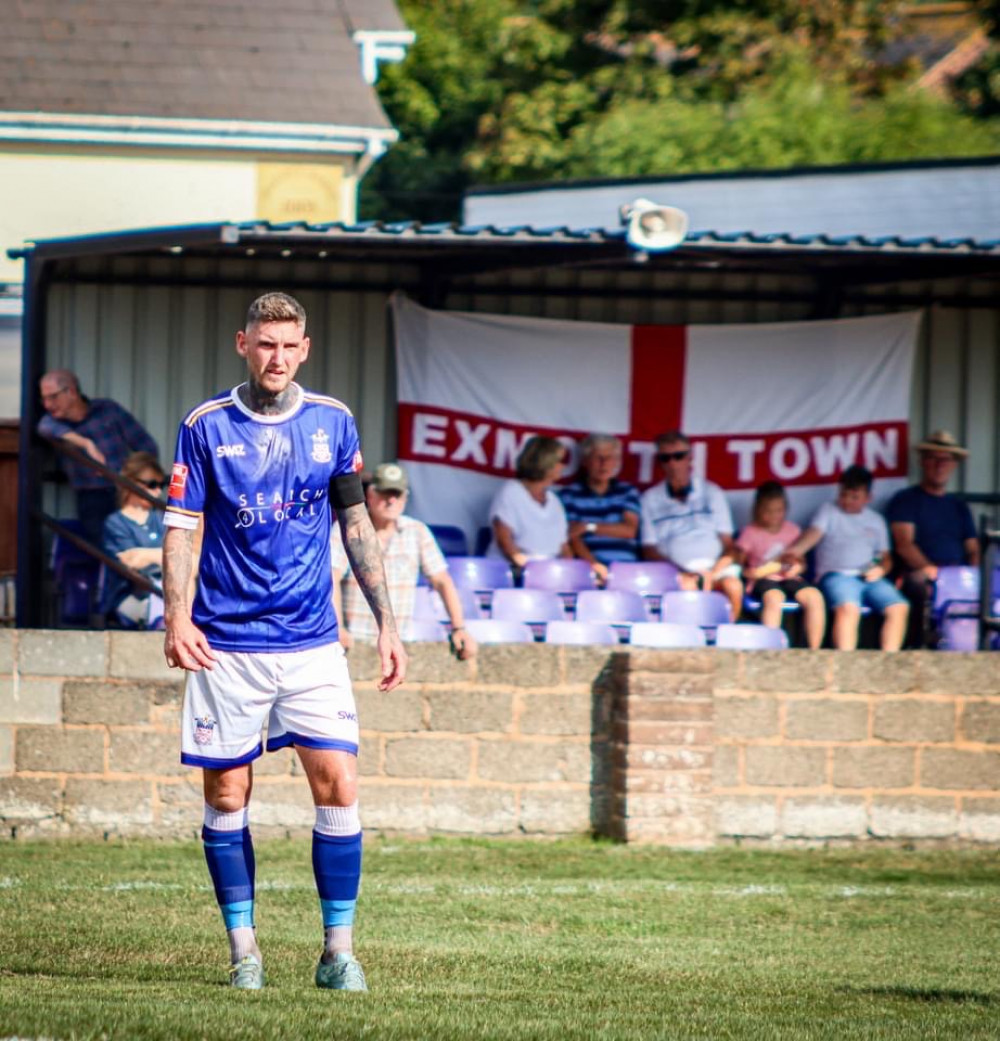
0, 837, 997, 1040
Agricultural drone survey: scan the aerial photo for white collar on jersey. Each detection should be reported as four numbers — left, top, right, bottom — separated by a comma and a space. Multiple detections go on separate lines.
230, 382, 306, 424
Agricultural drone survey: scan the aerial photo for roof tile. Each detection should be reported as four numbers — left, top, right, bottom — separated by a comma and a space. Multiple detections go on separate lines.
0, 0, 405, 129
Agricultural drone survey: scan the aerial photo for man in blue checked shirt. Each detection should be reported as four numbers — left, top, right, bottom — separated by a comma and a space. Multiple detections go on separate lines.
38, 369, 158, 543
560, 434, 641, 585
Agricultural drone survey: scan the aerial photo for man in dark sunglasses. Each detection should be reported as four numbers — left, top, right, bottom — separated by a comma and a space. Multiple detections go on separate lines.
639, 431, 743, 620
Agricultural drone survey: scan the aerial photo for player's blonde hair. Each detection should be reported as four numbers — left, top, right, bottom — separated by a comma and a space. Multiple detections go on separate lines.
245, 292, 307, 330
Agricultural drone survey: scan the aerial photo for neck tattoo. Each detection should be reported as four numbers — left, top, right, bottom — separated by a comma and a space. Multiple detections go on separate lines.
240, 381, 299, 416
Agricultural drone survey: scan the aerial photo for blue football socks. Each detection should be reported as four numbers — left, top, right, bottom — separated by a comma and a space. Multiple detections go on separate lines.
202, 804, 260, 965
312, 803, 362, 959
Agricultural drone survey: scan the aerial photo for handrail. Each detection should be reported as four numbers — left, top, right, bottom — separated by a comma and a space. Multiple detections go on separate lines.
39, 512, 159, 596
980, 521, 1000, 648
43, 435, 166, 510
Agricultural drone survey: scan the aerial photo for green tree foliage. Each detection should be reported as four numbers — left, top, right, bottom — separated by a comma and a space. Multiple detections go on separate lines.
953, 1, 1000, 118
362, 1, 1000, 222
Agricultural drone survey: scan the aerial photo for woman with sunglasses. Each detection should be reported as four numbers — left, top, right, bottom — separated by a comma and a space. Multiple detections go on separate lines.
100, 451, 167, 626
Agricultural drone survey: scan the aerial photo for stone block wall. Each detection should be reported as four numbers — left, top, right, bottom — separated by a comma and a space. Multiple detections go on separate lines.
712, 649, 1000, 843
609, 650, 716, 846
3, 630, 1000, 845
0, 630, 613, 839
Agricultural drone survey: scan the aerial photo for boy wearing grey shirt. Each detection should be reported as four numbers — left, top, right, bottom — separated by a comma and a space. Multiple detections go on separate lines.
786, 466, 908, 651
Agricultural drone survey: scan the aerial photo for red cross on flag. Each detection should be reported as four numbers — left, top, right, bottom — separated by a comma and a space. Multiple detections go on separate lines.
392, 293, 920, 545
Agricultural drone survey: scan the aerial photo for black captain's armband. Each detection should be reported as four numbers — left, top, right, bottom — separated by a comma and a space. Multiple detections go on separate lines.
329, 472, 365, 509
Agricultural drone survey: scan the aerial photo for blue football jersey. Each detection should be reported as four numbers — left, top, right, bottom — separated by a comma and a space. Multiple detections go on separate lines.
164, 384, 361, 652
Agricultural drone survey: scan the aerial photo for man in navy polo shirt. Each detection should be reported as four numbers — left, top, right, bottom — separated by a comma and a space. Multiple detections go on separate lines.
887, 430, 979, 647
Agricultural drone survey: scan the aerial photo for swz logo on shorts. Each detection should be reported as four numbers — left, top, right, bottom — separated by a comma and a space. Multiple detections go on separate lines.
337, 711, 358, 722
216, 443, 246, 458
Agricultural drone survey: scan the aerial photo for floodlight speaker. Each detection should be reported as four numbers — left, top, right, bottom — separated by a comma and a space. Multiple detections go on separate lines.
622, 198, 689, 253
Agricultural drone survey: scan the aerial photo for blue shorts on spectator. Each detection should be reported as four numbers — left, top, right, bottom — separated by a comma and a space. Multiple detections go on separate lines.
819, 573, 907, 613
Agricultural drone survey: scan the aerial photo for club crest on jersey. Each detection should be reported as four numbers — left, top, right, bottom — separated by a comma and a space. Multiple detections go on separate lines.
311, 428, 332, 463
193, 716, 217, 746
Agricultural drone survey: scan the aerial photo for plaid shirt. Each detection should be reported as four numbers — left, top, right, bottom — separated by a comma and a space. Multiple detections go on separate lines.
39, 398, 158, 490
331, 514, 447, 642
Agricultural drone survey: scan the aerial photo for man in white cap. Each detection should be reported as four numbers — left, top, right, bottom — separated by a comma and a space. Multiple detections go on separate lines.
886, 430, 980, 647
331, 462, 477, 659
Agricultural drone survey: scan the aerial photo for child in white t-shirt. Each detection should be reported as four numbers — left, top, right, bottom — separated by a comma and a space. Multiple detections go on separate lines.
736, 482, 826, 649
785, 466, 908, 650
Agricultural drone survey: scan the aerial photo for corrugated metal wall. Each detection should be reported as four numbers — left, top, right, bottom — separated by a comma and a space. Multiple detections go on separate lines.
40, 257, 1000, 519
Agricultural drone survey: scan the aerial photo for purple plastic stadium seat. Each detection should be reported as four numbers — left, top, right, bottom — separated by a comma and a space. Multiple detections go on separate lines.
428, 524, 469, 557
628, 622, 706, 648
606, 561, 680, 596
405, 617, 448, 642
660, 590, 732, 628
412, 585, 481, 622
605, 561, 680, 619
489, 588, 566, 623
464, 619, 535, 644
574, 589, 650, 624
523, 558, 598, 593
446, 556, 515, 592
544, 620, 620, 646
474, 526, 492, 557
932, 566, 979, 619
714, 623, 789, 650
938, 616, 980, 652
51, 519, 100, 625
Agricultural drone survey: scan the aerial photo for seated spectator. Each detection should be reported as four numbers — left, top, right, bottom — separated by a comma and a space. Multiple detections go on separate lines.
331, 462, 476, 659
560, 433, 640, 585
736, 481, 826, 649
100, 451, 166, 626
640, 430, 742, 620
785, 465, 908, 651
887, 430, 979, 648
486, 436, 570, 570
38, 368, 158, 544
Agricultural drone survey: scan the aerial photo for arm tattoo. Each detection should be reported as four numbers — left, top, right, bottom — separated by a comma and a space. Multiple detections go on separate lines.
340, 503, 398, 634
163, 527, 196, 619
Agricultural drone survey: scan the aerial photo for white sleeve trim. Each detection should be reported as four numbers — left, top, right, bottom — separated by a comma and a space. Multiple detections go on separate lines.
164, 510, 201, 530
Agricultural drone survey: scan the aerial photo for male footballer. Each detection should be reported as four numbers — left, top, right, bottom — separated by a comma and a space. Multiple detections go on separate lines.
163, 291, 406, 991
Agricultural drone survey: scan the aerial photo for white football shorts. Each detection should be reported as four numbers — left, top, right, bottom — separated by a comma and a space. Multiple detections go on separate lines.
180, 642, 359, 769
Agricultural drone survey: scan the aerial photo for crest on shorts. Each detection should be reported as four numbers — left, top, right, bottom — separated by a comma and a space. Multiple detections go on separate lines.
193, 715, 217, 746
311, 428, 332, 463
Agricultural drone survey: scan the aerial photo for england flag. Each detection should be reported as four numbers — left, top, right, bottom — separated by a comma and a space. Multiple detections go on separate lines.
392, 293, 920, 544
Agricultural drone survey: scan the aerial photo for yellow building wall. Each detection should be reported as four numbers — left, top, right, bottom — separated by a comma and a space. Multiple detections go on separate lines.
0, 148, 356, 284
0, 146, 356, 417
256, 162, 346, 224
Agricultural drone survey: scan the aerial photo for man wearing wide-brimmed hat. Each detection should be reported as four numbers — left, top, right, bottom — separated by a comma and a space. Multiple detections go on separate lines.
887, 430, 980, 647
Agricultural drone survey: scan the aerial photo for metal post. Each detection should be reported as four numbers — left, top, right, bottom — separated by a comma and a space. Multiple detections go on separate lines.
15, 253, 49, 628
